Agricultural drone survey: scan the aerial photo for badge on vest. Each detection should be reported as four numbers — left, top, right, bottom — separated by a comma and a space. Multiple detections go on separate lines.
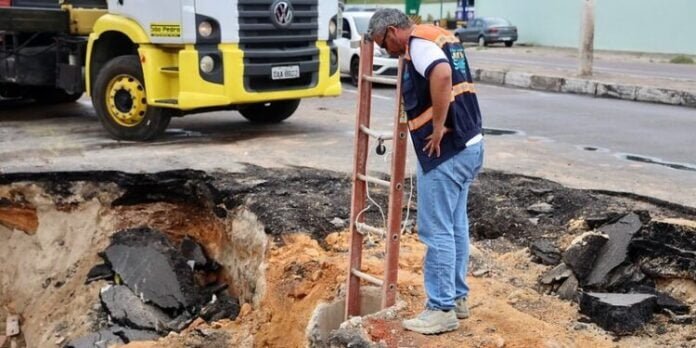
450, 47, 468, 75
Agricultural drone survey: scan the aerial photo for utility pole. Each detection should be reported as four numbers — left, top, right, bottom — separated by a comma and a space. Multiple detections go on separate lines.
440, 0, 444, 25
579, 0, 595, 76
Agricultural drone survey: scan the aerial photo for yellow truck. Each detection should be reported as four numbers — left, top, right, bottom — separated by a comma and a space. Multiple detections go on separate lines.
0, 0, 342, 140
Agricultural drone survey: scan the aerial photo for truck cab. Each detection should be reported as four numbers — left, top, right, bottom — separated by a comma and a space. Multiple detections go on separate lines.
0, 0, 342, 140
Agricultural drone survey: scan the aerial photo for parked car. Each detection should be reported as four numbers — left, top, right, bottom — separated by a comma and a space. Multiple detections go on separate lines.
454, 17, 518, 47
331, 11, 398, 86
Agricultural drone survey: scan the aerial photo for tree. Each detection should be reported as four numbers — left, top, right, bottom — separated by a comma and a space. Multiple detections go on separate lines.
579, 0, 595, 76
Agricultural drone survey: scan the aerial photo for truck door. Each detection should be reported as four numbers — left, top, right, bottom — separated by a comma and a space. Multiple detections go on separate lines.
106, 0, 186, 44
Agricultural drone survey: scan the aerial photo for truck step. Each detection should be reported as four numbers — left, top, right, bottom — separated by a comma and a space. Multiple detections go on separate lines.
154, 99, 178, 105
160, 67, 179, 75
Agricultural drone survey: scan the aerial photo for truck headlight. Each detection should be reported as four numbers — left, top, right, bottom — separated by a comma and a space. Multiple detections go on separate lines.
198, 21, 213, 38
200, 56, 215, 73
329, 20, 337, 40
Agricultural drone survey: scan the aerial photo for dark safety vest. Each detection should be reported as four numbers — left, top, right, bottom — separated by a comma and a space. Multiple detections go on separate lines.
402, 25, 483, 172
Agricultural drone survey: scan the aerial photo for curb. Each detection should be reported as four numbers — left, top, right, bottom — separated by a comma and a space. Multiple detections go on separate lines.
472, 68, 696, 108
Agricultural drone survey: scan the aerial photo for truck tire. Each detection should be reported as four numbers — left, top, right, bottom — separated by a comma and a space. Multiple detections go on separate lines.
92, 55, 171, 141
350, 56, 360, 86
32, 88, 83, 104
238, 99, 300, 124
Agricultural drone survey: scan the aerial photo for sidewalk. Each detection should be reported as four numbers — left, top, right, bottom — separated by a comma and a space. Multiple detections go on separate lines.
465, 45, 696, 108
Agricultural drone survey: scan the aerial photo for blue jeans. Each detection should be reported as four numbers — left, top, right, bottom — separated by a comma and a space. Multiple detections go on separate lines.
417, 141, 484, 310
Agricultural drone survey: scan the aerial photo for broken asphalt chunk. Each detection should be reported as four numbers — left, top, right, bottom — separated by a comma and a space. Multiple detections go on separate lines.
557, 274, 579, 301
65, 326, 159, 348
85, 264, 114, 284
100, 285, 172, 333
540, 263, 572, 285
530, 239, 562, 265
199, 293, 241, 322
104, 228, 199, 310
562, 231, 608, 282
584, 212, 623, 230
579, 292, 656, 334
585, 213, 642, 287
655, 292, 690, 315
604, 263, 650, 292
180, 237, 209, 270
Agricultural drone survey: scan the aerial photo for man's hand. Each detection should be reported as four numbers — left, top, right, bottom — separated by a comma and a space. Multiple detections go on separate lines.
423, 126, 451, 157
425, 62, 453, 158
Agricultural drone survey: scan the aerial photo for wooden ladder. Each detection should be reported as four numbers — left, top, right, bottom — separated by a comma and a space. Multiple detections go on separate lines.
345, 37, 409, 319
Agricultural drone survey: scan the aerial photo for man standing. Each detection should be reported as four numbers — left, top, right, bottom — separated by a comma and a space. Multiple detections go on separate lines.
368, 9, 484, 334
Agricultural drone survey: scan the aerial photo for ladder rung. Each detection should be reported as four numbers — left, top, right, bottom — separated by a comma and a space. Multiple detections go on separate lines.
362, 75, 398, 86
359, 125, 393, 141
355, 222, 385, 237
351, 268, 384, 286
357, 174, 390, 188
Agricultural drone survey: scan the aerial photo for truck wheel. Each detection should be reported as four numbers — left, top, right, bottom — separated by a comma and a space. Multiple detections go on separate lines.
505, 41, 514, 47
92, 55, 171, 141
478, 36, 487, 47
238, 99, 300, 124
32, 88, 83, 104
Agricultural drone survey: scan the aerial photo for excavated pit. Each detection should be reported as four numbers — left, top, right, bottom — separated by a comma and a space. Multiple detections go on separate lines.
1, 167, 695, 347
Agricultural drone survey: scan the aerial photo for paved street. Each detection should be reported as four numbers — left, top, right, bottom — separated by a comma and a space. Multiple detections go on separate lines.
1, 81, 695, 207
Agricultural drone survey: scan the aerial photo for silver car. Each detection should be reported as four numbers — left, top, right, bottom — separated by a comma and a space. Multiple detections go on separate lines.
455, 17, 518, 47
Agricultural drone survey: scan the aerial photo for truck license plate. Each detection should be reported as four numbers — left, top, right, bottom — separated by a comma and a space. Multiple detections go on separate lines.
272, 66, 300, 80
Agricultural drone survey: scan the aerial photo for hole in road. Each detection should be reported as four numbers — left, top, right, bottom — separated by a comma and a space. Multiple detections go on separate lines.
483, 127, 522, 136
618, 154, 696, 172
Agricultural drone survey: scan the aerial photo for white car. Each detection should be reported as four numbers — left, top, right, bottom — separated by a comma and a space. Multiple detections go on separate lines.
331, 11, 398, 86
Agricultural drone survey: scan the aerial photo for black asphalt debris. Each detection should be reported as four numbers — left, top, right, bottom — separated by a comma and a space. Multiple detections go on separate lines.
85, 264, 114, 284
562, 232, 609, 282
579, 292, 656, 334
557, 274, 579, 301
530, 239, 562, 265
654, 292, 690, 315
199, 293, 241, 322
630, 221, 696, 281
100, 285, 172, 332
586, 213, 642, 286
65, 326, 159, 348
540, 263, 572, 286
71, 227, 240, 345
104, 228, 199, 310
181, 237, 209, 271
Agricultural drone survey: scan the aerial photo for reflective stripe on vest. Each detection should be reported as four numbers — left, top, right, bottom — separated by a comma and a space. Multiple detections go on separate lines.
407, 82, 476, 130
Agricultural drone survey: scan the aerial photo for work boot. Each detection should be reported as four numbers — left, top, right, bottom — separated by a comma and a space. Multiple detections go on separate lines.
455, 297, 470, 319
402, 309, 459, 334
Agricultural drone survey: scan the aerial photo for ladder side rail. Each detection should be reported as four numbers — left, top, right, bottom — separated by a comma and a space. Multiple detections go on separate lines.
382, 57, 408, 308
345, 37, 375, 319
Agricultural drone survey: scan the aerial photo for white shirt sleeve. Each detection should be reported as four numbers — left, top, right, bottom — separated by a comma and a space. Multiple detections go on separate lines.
409, 38, 449, 78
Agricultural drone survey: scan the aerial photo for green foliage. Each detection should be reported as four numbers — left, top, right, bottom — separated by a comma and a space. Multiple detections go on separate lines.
670, 55, 695, 64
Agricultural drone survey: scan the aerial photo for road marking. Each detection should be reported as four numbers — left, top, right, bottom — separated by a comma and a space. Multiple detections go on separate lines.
343, 88, 394, 101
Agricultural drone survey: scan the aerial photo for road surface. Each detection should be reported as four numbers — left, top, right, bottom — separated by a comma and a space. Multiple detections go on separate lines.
1, 82, 694, 207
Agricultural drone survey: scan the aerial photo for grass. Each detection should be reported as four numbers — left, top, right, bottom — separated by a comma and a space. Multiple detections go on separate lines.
669, 55, 695, 64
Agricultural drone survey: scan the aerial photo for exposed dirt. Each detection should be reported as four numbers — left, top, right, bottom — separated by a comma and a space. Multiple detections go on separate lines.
0, 167, 694, 347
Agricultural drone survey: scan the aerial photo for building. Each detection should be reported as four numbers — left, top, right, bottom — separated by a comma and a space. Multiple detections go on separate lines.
476, 0, 696, 55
